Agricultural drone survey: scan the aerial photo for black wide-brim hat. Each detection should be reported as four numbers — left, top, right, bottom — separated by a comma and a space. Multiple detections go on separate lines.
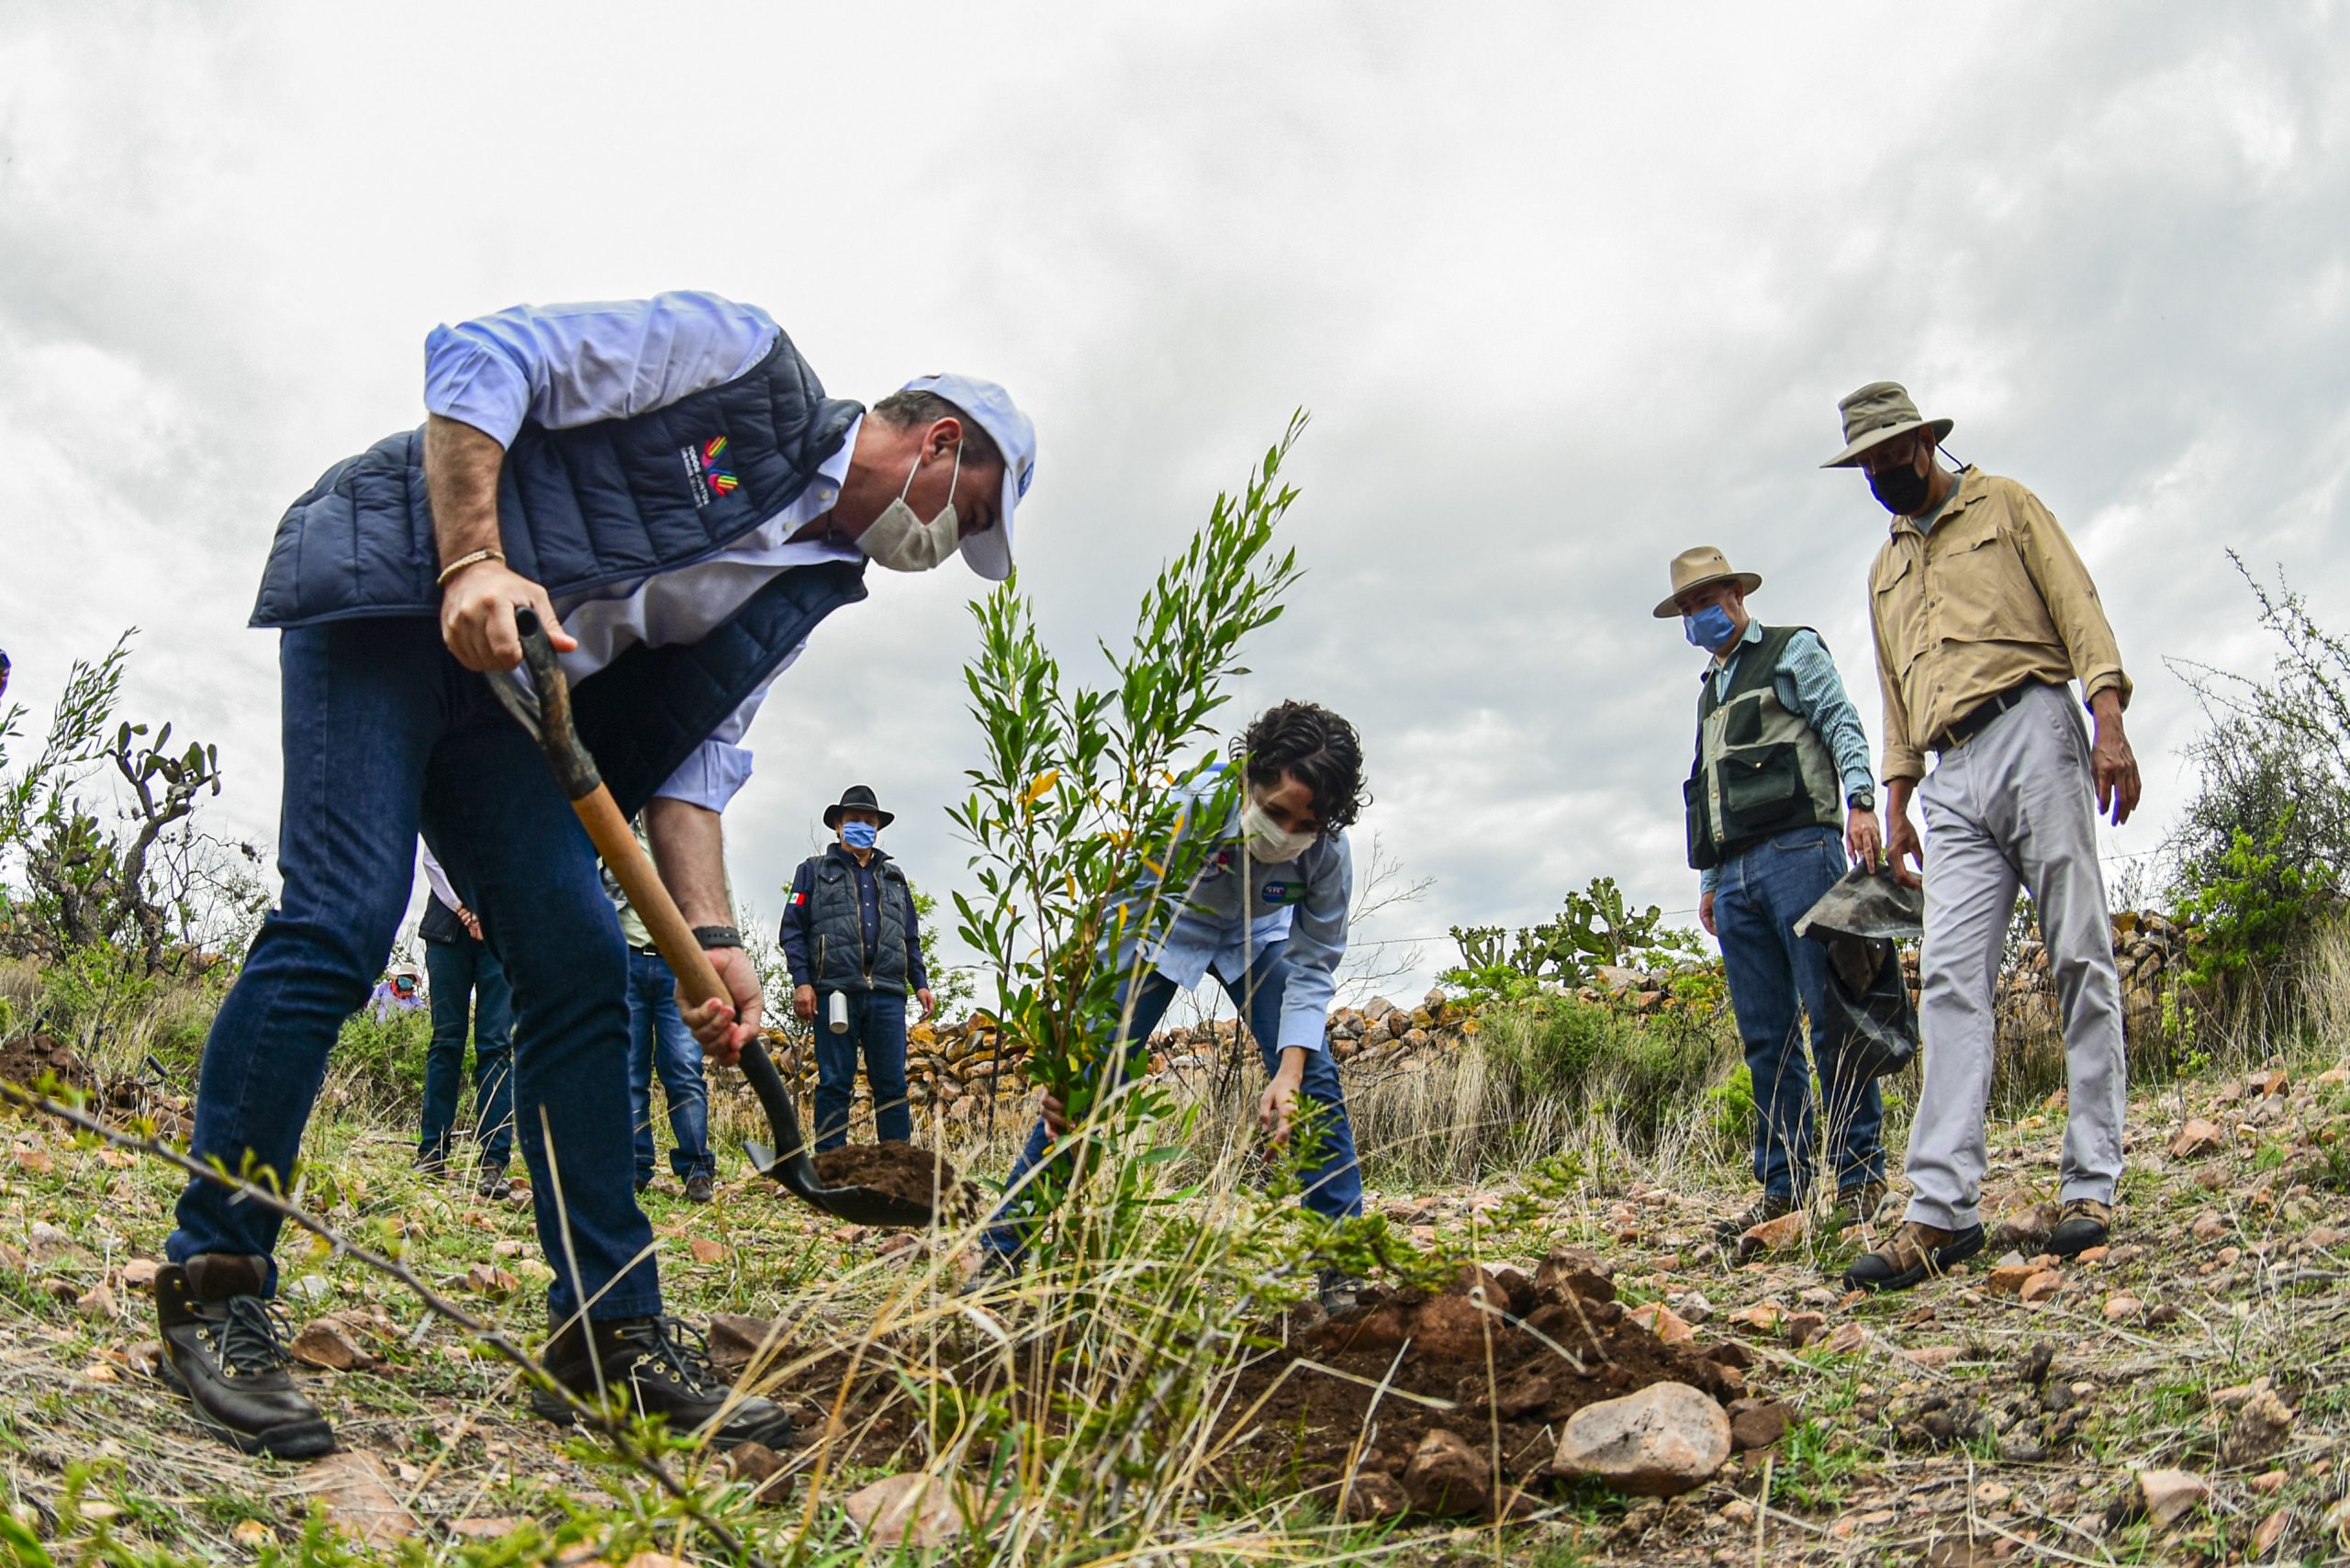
822, 783, 895, 830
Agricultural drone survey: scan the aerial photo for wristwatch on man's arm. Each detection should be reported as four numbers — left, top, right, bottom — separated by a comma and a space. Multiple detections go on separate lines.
1847, 787, 1876, 812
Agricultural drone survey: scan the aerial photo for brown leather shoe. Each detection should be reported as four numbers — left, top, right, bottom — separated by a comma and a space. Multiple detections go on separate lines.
1842, 1220, 1985, 1293
1829, 1181, 1890, 1231
2048, 1198, 2112, 1258
156, 1254, 335, 1458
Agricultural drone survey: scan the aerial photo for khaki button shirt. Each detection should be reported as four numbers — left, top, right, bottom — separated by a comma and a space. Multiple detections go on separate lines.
1867, 468, 2131, 781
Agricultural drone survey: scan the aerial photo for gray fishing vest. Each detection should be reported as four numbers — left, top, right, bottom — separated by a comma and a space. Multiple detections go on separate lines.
1684, 623, 1844, 870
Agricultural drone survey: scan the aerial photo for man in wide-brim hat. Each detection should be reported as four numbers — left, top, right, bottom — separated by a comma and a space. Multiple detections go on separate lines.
1826, 381, 2141, 1294
1658, 546, 1888, 1243
781, 784, 934, 1151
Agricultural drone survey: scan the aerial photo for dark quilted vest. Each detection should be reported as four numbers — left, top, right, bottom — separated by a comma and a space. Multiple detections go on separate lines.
801, 847, 913, 994
248, 331, 872, 817
250, 331, 860, 627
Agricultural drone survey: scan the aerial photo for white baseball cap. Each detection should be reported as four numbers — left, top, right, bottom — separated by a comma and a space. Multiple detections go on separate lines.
899, 372, 1035, 581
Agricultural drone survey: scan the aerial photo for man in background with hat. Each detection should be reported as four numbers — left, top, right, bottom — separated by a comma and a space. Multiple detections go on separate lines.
1660, 547, 1887, 1242
1826, 382, 2138, 1294
781, 785, 935, 1150
158, 289, 1034, 1462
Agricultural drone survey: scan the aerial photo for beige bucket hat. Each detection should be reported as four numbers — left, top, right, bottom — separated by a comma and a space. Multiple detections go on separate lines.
1821, 381, 1954, 468
1652, 546, 1762, 620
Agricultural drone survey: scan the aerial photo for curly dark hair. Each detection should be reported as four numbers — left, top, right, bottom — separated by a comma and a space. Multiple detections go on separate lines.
1232, 700, 1370, 832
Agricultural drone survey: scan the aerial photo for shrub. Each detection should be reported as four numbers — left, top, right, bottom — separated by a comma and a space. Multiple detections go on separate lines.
326, 1004, 432, 1114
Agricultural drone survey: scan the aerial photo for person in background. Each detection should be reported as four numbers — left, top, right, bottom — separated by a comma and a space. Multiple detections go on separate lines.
975, 701, 1370, 1310
1828, 381, 2140, 1293
1659, 547, 1888, 1243
780, 786, 934, 1150
369, 964, 426, 1020
416, 845, 515, 1199
607, 817, 717, 1203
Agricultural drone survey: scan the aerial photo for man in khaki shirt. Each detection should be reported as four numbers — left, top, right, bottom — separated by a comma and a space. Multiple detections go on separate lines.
1825, 382, 2143, 1294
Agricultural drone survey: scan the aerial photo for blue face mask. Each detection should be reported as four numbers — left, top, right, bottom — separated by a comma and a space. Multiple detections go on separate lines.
840, 820, 879, 849
1683, 604, 1739, 653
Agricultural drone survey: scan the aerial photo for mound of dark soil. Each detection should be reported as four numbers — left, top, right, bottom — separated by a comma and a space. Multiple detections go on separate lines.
764, 1247, 1758, 1521
811, 1141, 982, 1221
0, 1034, 92, 1096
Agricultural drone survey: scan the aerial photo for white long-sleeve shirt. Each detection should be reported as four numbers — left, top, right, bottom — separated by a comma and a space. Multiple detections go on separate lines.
422, 291, 862, 811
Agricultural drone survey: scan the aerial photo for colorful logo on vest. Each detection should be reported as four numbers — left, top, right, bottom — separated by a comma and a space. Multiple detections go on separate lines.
679, 435, 739, 508
1260, 881, 1307, 906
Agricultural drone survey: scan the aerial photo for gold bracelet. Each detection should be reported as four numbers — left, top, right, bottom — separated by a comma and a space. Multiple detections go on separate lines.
435, 547, 505, 588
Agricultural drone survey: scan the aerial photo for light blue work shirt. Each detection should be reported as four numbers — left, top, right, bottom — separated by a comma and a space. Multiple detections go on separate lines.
1113, 771, 1352, 1055
1697, 621, 1874, 893
420, 292, 861, 812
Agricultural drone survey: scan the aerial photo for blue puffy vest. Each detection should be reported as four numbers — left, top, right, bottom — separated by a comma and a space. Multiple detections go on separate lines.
247, 332, 872, 817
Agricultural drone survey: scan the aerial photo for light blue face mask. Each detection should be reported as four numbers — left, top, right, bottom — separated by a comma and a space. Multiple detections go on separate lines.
840, 820, 879, 849
1683, 604, 1739, 653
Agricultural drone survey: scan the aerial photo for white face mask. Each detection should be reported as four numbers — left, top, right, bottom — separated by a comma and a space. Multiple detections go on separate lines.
1238, 794, 1318, 862
856, 444, 962, 573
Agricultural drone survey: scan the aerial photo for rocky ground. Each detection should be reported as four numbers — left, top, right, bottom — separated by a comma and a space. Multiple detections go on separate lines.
0, 1041, 2346, 1564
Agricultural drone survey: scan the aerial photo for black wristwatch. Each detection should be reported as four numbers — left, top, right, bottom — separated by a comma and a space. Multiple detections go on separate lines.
692, 925, 744, 950
1847, 789, 1876, 812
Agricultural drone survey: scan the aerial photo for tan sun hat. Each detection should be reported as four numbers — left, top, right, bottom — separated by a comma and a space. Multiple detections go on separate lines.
1822, 381, 1954, 467
1652, 546, 1762, 620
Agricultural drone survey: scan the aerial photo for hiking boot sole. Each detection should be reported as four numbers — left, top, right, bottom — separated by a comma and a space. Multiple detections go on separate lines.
2047, 1219, 2110, 1259
1843, 1223, 1986, 1294
528, 1384, 795, 1450
158, 1356, 336, 1459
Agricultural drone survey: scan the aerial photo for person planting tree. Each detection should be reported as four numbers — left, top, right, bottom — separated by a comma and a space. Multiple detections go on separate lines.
975, 700, 1371, 1310
153, 289, 1035, 1460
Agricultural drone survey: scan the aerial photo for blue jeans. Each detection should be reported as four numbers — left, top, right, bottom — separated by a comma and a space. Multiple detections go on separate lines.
812, 989, 912, 1150
1713, 824, 1886, 1201
626, 949, 712, 1182
420, 935, 514, 1169
168, 617, 660, 1323
981, 940, 1363, 1258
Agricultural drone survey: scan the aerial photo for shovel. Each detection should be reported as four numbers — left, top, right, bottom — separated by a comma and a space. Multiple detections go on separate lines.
491, 605, 935, 1227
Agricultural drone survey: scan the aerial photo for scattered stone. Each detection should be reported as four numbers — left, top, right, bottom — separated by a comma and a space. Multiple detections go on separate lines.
120, 1259, 159, 1291
1670, 1290, 1713, 1326
2075, 1245, 2109, 1265
2248, 1470, 2288, 1494
2190, 1211, 2230, 1242
1728, 1399, 1791, 1451
284, 1274, 332, 1305
2135, 1466, 2210, 1529
688, 1237, 728, 1264
2169, 1120, 2224, 1159
1551, 1381, 1731, 1496
1898, 1345, 1962, 1370
464, 1262, 519, 1295
2210, 1376, 2272, 1410
1988, 1263, 2037, 1294
2100, 1294, 2142, 1323
2145, 1303, 2181, 1328
1738, 1208, 1807, 1260
707, 1312, 790, 1374
2222, 1388, 2296, 1468
125, 1340, 162, 1377
1627, 1303, 1694, 1344
1402, 1428, 1492, 1516
1783, 1311, 1828, 1348
842, 1473, 960, 1549
1338, 1471, 1409, 1521
2019, 1269, 2063, 1304
1993, 1201, 2058, 1249
446, 1518, 528, 1540
75, 1282, 118, 1322
290, 1318, 377, 1372
1975, 1479, 2012, 1506
27, 1221, 74, 1260
300, 1451, 417, 1546
1729, 1303, 1785, 1333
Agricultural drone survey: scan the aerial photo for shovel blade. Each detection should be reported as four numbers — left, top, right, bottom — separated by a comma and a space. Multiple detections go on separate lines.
742, 1140, 935, 1228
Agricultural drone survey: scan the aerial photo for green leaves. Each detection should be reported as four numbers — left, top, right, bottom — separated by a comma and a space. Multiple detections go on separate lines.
950, 413, 1311, 1253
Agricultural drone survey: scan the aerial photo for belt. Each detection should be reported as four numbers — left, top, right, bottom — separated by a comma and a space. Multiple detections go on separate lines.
1930, 679, 2042, 756
632, 942, 665, 958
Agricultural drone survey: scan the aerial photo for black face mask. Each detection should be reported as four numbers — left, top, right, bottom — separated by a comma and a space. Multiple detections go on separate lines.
1867, 454, 1931, 516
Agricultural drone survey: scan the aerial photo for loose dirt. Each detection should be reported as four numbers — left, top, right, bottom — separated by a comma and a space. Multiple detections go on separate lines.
0, 1033, 93, 1096
767, 1249, 1750, 1519
810, 1141, 983, 1220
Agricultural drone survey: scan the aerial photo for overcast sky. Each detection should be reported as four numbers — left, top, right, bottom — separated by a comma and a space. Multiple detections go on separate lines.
4, 4, 2346, 1007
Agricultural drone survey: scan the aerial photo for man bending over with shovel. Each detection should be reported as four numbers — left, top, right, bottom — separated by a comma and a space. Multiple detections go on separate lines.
156, 291, 1034, 1459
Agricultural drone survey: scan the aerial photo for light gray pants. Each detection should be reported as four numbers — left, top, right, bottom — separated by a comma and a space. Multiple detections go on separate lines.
1904, 681, 2126, 1229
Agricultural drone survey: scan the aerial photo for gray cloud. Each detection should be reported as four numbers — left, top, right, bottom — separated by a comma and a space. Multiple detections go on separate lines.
4, 3, 2346, 1002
